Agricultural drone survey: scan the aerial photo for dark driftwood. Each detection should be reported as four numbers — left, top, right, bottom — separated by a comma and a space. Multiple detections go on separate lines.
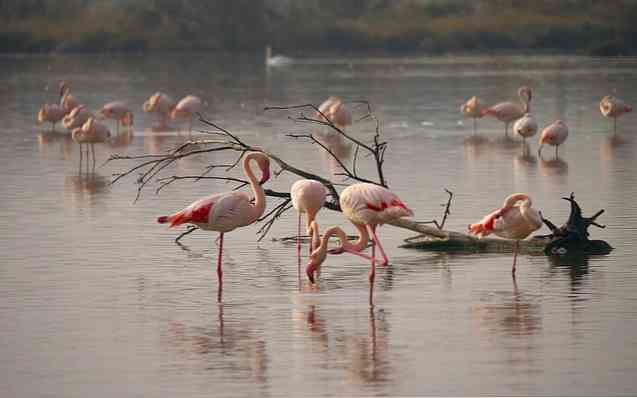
400, 193, 612, 256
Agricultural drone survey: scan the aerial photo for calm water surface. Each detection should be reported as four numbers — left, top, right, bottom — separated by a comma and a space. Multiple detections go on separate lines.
2, 53, 637, 397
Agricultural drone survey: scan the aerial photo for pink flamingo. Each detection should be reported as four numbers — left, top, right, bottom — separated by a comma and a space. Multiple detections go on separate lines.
513, 113, 538, 143
58, 82, 80, 115
469, 193, 542, 276
99, 101, 134, 133
460, 96, 486, 135
156, 152, 271, 302
307, 182, 413, 306
143, 92, 176, 128
538, 120, 569, 158
71, 117, 111, 168
37, 104, 66, 130
482, 86, 532, 137
171, 95, 202, 133
315, 96, 352, 130
290, 179, 327, 273
63, 105, 93, 131
600, 95, 632, 135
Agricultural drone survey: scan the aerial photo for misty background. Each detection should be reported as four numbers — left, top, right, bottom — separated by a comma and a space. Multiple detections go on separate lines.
1, 0, 636, 55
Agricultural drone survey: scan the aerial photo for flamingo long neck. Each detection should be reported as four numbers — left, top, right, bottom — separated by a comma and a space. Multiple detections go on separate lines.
348, 222, 369, 252
243, 153, 266, 223
502, 193, 530, 209
520, 90, 531, 114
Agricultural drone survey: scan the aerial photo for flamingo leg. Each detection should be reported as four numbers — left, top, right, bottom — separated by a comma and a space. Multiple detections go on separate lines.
217, 232, 224, 303
367, 225, 376, 307
512, 240, 519, 276
614, 117, 617, 135
78, 143, 83, 171
472, 118, 476, 135
370, 225, 389, 267
91, 143, 96, 172
555, 145, 558, 159
297, 213, 302, 282
504, 122, 509, 137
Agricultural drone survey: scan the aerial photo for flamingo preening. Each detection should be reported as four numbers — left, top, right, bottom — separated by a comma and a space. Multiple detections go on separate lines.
37, 104, 65, 130
71, 117, 111, 170
538, 120, 569, 158
306, 182, 413, 306
600, 95, 632, 135
461, 96, 486, 135
156, 152, 271, 302
290, 179, 327, 277
469, 193, 542, 276
98, 101, 134, 133
482, 86, 533, 137
143, 92, 176, 128
63, 105, 93, 131
513, 113, 538, 143
171, 95, 202, 133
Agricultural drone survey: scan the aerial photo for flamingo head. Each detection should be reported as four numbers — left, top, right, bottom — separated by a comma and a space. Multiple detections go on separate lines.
305, 252, 324, 285
518, 86, 532, 103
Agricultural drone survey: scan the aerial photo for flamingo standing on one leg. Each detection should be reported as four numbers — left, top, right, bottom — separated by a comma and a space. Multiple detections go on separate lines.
171, 95, 202, 133
143, 92, 176, 128
538, 120, 569, 158
290, 179, 327, 279
469, 193, 543, 276
600, 95, 632, 135
461, 96, 486, 135
513, 113, 538, 143
482, 86, 532, 138
310, 183, 413, 306
156, 152, 271, 302
37, 104, 66, 130
98, 101, 134, 133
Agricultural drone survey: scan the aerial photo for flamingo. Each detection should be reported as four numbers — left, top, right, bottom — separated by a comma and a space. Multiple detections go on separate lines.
469, 193, 542, 276
71, 117, 111, 169
58, 82, 80, 115
98, 101, 134, 133
513, 113, 538, 143
600, 95, 632, 135
305, 221, 372, 285
63, 105, 93, 131
290, 179, 327, 274
482, 86, 532, 137
538, 120, 569, 158
37, 104, 65, 130
143, 92, 176, 128
315, 96, 352, 130
171, 95, 202, 133
460, 96, 486, 135
306, 183, 413, 306
156, 152, 271, 302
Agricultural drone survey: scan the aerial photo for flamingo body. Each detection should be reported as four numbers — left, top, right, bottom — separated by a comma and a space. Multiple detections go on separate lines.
538, 120, 569, 156
461, 96, 485, 119
513, 113, 538, 140
340, 183, 413, 226
72, 118, 111, 143
63, 105, 93, 130
143, 92, 176, 126
316, 96, 352, 129
171, 95, 202, 120
600, 95, 632, 134
37, 104, 65, 128
291, 180, 327, 222
99, 101, 134, 129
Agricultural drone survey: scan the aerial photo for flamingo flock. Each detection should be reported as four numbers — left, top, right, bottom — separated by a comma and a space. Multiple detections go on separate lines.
35, 82, 630, 306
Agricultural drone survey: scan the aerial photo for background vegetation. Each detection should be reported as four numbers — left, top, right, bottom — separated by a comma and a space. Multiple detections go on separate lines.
1, 0, 636, 55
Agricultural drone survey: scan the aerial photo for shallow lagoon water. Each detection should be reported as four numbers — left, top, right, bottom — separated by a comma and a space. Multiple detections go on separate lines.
1, 53, 637, 396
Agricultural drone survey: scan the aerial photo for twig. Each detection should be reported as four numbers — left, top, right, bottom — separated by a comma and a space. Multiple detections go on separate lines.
175, 225, 199, 243
415, 189, 453, 230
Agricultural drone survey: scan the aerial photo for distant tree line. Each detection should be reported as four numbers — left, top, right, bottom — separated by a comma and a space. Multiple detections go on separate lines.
1, 0, 636, 55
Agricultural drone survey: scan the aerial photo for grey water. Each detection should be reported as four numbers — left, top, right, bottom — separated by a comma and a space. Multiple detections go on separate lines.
2, 53, 637, 397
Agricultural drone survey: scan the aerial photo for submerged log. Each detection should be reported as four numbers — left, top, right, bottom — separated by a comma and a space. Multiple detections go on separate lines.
399, 193, 612, 256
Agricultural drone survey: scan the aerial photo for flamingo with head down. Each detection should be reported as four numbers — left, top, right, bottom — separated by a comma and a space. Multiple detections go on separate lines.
482, 86, 532, 137
171, 95, 202, 133
315, 96, 352, 130
600, 95, 632, 135
513, 113, 538, 143
538, 120, 569, 158
143, 92, 176, 128
469, 193, 543, 276
290, 179, 327, 272
306, 182, 413, 306
157, 152, 271, 302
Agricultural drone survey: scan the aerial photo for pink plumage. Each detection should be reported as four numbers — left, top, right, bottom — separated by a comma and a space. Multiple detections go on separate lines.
538, 120, 569, 157
291, 179, 327, 263
170, 95, 202, 132
482, 86, 532, 137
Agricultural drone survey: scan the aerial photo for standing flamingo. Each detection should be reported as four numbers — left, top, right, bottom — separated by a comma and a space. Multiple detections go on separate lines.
513, 113, 538, 143
143, 92, 176, 128
98, 101, 134, 133
469, 193, 542, 276
461, 96, 486, 135
171, 95, 202, 133
482, 86, 533, 137
63, 105, 93, 131
71, 117, 111, 170
290, 179, 327, 277
37, 104, 66, 130
307, 183, 413, 306
316, 96, 352, 130
538, 120, 569, 158
156, 152, 271, 302
58, 82, 80, 115
600, 95, 632, 135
